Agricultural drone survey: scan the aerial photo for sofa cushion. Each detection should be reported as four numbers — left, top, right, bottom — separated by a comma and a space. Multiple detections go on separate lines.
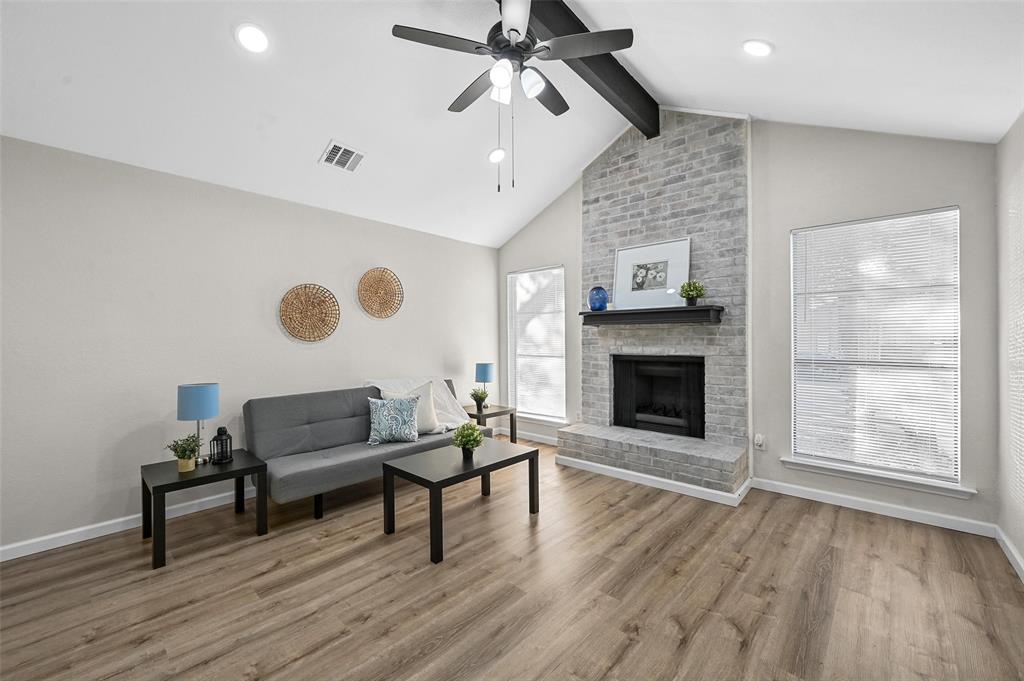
381, 382, 439, 433
243, 386, 380, 461
265, 428, 493, 502
368, 396, 419, 444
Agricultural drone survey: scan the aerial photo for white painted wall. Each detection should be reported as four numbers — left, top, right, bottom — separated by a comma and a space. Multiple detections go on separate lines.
497, 181, 583, 442
0, 137, 498, 546
750, 121, 999, 522
997, 110, 1024, 557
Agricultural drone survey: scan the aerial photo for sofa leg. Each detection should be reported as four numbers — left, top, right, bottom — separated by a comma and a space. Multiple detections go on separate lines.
314, 494, 324, 519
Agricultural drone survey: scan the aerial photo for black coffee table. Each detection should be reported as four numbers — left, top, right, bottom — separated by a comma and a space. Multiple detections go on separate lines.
383, 438, 539, 563
141, 449, 267, 569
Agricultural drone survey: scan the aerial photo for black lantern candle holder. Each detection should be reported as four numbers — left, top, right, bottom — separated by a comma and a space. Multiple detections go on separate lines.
209, 426, 233, 464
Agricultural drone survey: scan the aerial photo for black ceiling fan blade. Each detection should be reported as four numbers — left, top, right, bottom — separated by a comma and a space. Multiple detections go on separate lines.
448, 70, 493, 112
534, 28, 633, 61
392, 25, 493, 56
533, 69, 569, 116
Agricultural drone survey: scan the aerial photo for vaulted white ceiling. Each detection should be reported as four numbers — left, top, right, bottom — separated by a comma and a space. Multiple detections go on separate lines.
3, 2, 1022, 248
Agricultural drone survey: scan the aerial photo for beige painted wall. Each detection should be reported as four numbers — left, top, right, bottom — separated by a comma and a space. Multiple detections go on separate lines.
750, 121, 999, 522
997, 110, 1024, 551
497, 181, 582, 442
0, 137, 499, 546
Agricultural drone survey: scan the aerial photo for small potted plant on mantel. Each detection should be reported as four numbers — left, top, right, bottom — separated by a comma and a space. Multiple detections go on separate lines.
679, 280, 707, 307
469, 387, 489, 412
452, 422, 485, 460
167, 433, 202, 473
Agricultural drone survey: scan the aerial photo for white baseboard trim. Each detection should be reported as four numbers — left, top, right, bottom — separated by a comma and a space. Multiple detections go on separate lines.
555, 454, 750, 507
0, 486, 257, 563
495, 427, 558, 446
996, 526, 1024, 584
750, 477, 996, 538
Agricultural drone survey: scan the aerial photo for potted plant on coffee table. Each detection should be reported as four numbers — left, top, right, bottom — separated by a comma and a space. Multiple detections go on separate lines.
452, 422, 485, 460
167, 433, 202, 472
678, 280, 707, 307
469, 387, 489, 412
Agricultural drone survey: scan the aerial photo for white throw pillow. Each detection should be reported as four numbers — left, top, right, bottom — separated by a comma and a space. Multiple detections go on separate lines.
381, 382, 439, 434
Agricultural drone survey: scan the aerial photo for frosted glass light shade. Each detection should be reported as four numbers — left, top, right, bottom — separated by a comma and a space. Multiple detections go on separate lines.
520, 67, 545, 99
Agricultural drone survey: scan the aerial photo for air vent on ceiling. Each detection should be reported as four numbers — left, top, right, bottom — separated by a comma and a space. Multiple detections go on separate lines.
319, 140, 365, 172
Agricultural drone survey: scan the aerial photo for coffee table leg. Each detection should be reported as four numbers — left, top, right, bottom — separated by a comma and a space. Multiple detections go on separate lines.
152, 492, 166, 569
529, 454, 539, 514
142, 478, 152, 539
481, 472, 491, 496
235, 477, 245, 514
429, 486, 443, 563
383, 468, 395, 534
256, 471, 268, 536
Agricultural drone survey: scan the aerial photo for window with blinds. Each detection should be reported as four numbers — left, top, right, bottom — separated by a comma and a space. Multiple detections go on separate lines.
791, 207, 960, 482
507, 266, 566, 420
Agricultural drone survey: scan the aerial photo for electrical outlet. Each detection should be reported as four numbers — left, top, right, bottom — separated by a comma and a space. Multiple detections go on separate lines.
753, 433, 766, 450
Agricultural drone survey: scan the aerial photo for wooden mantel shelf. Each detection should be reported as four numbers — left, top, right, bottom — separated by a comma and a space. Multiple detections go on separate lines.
579, 305, 724, 326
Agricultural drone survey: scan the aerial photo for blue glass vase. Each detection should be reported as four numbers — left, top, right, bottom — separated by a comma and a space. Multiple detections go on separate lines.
588, 286, 609, 311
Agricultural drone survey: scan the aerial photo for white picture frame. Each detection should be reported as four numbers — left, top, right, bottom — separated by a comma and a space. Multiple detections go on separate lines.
612, 238, 691, 309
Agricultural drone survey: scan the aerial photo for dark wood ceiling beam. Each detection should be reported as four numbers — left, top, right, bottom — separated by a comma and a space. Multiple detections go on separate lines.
527, 0, 660, 138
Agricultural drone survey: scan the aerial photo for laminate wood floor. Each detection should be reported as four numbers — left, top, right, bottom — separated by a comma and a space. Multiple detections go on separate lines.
2, 440, 1023, 681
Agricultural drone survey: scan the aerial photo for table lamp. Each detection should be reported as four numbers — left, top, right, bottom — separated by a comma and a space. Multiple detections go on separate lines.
177, 383, 220, 444
475, 363, 495, 408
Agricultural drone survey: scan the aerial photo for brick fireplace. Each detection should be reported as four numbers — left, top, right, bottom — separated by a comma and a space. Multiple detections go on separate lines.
557, 110, 749, 499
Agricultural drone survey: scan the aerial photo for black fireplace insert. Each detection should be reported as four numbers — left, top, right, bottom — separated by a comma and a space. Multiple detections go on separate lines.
612, 355, 705, 438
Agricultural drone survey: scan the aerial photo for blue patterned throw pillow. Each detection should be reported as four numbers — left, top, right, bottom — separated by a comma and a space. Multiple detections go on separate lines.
368, 396, 419, 445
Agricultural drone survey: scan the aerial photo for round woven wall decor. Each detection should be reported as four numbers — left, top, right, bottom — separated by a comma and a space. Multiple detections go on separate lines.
279, 283, 340, 342
357, 267, 404, 319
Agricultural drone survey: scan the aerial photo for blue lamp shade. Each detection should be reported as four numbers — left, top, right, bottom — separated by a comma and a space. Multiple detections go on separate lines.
177, 383, 220, 421
475, 363, 496, 383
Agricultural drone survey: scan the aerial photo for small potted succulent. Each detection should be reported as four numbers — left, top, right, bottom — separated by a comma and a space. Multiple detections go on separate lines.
451, 422, 485, 459
469, 387, 489, 412
678, 280, 707, 307
167, 433, 202, 473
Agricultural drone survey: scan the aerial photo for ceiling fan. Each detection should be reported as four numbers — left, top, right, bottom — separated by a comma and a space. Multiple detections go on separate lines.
392, 0, 634, 116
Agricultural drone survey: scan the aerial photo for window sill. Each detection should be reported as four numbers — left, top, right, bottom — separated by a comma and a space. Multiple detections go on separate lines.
779, 456, 976, 499
516, 413, 570, 427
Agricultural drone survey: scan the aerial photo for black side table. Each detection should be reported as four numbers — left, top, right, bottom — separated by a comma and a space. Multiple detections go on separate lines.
463, 404, 518, 442
141, 449, 267, 569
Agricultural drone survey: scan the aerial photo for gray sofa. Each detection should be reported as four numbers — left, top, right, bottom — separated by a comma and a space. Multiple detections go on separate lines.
242, 381, 490, 517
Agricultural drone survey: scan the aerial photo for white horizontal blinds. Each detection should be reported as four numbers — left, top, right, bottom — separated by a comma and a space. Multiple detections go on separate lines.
791, 207, 960, 482
508, 267, 566, 420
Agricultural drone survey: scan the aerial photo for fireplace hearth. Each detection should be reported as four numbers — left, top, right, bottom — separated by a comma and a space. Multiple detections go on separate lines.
612, 355, 705, 438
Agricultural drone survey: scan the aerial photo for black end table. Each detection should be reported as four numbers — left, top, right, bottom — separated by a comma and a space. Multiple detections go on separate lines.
463, 404, 517, 442
141, 449, 267, 569
383, 438, 539, 563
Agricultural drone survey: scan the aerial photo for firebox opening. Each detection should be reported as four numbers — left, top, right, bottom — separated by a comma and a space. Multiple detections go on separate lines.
612, 355, 705, 438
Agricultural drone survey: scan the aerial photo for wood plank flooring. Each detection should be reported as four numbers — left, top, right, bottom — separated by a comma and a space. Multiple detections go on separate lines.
2, 439, 1023, 681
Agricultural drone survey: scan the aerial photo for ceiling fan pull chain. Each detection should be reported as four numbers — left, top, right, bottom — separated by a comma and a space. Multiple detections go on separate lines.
511, 94, 516, 189
493, 104, 497, 193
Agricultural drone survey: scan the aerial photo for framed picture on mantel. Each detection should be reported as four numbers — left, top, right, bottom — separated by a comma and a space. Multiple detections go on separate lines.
612, 238, 691, 309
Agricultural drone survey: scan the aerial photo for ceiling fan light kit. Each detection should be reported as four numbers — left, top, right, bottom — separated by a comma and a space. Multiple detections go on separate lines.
391, 0, 634, 115
392, 0, 633, 192
489, 58, 515, 88
489, 85, 512, 105
520, 67, 545, 99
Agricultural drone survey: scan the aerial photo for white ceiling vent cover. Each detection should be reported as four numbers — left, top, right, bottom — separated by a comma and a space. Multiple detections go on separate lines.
319, 140, 365, 172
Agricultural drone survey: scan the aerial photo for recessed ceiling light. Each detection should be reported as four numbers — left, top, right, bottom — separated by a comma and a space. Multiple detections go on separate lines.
488, 148, 506, 164
742, 39, 773, 57
235, 24, 269, 53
